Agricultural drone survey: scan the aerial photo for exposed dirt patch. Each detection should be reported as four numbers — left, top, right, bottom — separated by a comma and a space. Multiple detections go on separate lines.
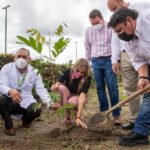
0, 88, 149, 150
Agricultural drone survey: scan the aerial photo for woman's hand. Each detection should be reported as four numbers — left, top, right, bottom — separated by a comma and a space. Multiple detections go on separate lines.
50, 102, 61, 110
76, 118, 87, 129
51, 83, 60, 91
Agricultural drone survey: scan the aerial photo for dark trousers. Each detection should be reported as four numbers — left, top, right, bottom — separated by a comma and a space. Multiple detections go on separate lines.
0, 95, 42, 129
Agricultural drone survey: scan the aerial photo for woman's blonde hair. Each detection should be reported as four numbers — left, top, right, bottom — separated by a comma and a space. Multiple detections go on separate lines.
71, 58, 92, 94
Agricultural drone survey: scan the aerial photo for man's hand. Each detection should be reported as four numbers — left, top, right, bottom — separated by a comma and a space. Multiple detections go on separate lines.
137, 78, 150, 93
76, 118, 87, 129
112, 63, 120, 74
8, 89, 22, 103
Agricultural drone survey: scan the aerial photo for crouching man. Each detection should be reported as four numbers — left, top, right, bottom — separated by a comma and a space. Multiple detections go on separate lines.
0, 48, 52, 136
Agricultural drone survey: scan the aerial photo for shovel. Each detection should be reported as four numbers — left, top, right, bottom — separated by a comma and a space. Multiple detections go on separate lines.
88, 84, 150, 128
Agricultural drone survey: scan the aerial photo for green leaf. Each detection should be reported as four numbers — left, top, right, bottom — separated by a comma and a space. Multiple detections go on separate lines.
63, 103, 74, 109
31, 30, 38, 36
16, 36, 31, 47
41, 36, 46, 44
53, 37, 70, 57
26, 28, 35, 33
57, 107, 65, 117
32, 103, 42, 113
29, 36, 36, 50
37, 42, 42, 54
55, 25, 63, 36
52, 50, 57, 58
36, 33, 41, 43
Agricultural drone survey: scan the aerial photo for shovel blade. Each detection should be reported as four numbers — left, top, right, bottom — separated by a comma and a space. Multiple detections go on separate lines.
88, 112, 107, 126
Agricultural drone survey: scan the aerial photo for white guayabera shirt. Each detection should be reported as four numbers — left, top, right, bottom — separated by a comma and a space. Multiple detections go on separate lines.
127, 9, 150, 70
0, 62, 51, 109
111, 1, 150, 64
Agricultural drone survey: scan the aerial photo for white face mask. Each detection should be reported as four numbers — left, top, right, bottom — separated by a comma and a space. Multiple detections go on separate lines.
92, 24, 103, 30
15, 58, 28, 69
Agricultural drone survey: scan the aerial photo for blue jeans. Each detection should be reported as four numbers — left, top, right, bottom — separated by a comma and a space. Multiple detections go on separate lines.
91, 57, 120, 116
133, 93, 150, 136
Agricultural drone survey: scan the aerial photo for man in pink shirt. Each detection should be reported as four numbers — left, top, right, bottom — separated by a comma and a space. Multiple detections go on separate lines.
84, 9, 121, 125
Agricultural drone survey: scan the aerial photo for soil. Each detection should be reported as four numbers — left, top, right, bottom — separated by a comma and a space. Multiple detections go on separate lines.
0, 88, 149, 150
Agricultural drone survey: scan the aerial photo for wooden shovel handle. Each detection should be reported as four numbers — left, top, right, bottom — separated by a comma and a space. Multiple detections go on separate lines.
106, 84, 150, 115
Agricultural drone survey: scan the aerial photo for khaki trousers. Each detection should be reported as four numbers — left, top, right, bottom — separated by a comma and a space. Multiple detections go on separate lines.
121, 51, 141, 123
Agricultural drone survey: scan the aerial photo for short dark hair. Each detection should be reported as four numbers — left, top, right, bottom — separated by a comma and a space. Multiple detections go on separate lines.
108, 8, 138, 28
16, 48, 30, 56
89, 9, 103, 19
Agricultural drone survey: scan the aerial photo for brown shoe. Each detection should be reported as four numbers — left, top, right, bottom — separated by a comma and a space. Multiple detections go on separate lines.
113, 116, 121, 126
5, 128, 16, 136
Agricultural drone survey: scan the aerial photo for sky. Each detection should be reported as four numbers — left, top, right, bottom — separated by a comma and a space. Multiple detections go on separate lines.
0, 0, 149, 63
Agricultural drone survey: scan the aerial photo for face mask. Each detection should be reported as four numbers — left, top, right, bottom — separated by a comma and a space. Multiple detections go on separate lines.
93, 24, 103, 30
118, 32, 135, 42
72, 70, 84, 79
15, 58, 28, 69
74, 72, 82, 79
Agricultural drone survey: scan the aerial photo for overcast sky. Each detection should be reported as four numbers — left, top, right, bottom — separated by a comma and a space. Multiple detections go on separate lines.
0, 0, 149, 63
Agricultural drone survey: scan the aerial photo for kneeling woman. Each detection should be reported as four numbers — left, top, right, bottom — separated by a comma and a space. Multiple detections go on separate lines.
51, 58, 91, 128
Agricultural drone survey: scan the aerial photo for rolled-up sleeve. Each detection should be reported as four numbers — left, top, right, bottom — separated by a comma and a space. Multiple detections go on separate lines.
0, 65, 11, 95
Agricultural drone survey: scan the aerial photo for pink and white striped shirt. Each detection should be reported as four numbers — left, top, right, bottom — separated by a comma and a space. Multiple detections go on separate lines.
84, 22, 112, 61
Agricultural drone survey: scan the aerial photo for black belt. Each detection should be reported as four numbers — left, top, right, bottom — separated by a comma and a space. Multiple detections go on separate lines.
92, 56, 111, 59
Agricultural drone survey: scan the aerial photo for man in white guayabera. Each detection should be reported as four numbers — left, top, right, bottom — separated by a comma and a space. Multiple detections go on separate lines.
0, 48, 52, 136
108, 8, 150, 146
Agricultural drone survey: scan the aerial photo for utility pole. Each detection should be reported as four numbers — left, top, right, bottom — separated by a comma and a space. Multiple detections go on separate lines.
48, 32, 51, 59
2, 5, 11, 54
75, 42, 78, 61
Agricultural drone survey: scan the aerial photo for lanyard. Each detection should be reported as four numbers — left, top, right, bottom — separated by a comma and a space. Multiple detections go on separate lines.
18, 73, 27, 88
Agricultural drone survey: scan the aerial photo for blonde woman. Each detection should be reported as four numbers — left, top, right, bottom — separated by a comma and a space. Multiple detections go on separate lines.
51, 58, 91, 129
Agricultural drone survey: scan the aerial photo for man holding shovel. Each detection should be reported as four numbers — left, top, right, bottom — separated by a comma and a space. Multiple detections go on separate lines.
107, 0, 150, 130
108, 8, 150, 146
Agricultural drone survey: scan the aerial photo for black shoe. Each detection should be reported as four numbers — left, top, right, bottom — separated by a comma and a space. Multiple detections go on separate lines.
121, 122, 134, 130
118, 131, 149, 146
